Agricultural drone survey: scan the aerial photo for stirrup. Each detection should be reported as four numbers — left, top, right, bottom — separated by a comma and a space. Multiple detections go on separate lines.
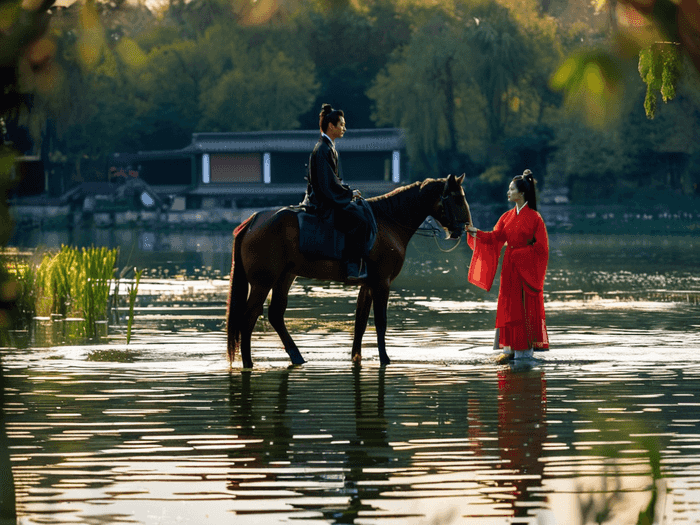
346, 259, 367, 280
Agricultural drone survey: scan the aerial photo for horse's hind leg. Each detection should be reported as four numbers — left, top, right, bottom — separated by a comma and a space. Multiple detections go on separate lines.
372, 284, 391, 365
240, 285, 270, 368
351, 285, 373, 363
269, 273, 305, 365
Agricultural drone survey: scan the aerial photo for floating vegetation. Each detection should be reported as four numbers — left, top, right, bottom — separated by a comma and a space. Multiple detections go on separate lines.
86, 348, 139, 362
284, 318, 360, 333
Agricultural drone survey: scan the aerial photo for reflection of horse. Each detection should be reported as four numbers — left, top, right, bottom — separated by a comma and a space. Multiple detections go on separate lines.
227, 174, 471, 368
227, 366, 390, 522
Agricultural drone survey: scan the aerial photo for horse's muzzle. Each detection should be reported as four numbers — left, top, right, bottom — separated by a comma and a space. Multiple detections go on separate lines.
448, 222, 467, 239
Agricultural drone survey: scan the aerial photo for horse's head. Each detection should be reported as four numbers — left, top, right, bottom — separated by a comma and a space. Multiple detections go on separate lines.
437, 173, 471, 239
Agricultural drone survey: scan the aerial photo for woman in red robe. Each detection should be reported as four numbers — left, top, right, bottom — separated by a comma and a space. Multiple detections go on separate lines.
466, 170, 549, 359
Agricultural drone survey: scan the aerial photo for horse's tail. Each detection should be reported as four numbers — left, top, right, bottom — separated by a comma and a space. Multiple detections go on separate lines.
227, 213, 256, 365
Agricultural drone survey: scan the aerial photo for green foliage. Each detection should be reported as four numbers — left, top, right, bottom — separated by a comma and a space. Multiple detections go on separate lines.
368, 10, 482, 177
4, 258, 37, 327
550, 49, 625, 128
34, 246, 118, 338
479, 164, 509, 185
195, 25, 318, 131
368, 1, 558, 178
46, 15, 319, 161
638, 43, 681, 119
298, 1, 411, 128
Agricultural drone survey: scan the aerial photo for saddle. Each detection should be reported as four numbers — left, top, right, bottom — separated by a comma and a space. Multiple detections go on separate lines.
296, 207, 345, 260
291, 200, 377, 261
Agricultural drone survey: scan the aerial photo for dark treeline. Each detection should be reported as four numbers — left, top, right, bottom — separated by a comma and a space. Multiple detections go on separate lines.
11, 0, 700, 204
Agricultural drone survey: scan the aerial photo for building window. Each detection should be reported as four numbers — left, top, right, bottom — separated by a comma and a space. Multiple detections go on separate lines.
202, 153, 210, 184
263, 153, 271, 184
207, 153, 261, 183
392, 150, 400, 183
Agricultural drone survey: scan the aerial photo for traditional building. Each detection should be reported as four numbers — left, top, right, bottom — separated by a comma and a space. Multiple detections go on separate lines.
110, 128, 407, 209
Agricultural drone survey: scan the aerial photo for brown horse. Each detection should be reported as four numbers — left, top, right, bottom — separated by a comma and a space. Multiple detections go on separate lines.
226, 173, 471, 368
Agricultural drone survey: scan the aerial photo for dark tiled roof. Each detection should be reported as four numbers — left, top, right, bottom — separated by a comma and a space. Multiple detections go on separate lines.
183, 128, 405, 154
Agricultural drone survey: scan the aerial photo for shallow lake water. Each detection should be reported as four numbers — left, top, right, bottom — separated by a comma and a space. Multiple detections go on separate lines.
2, 232, 700, 524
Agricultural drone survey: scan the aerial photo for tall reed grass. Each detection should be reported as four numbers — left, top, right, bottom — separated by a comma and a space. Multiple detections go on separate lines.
126, 268, 142, 345
4, 246, 123, 339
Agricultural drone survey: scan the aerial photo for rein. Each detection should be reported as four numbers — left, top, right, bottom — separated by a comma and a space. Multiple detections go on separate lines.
419, 220, 463, 252
372, 201, 465, 252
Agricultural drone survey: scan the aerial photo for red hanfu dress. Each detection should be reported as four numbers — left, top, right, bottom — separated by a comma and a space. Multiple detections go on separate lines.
468, 204, 549, 351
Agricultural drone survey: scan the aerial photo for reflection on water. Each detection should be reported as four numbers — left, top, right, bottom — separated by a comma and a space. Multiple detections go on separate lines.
3, 232, 700, 523
3, 358, 700, 524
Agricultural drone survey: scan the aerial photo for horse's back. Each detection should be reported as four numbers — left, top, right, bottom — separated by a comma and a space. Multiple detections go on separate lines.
240, 208, 299, 241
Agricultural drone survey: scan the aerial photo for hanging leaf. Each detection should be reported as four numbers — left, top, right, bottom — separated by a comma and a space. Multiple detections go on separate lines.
638, 42, 681, 118
77, 0, 105, 70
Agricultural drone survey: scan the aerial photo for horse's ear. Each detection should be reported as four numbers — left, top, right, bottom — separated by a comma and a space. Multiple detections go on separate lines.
457, 173, 465, 185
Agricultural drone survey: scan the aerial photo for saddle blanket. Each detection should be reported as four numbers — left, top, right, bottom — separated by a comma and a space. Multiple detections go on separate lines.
294, 199, 377, 260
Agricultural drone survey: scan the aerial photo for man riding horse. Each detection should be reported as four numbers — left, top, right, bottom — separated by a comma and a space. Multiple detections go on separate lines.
301, 104, 372, 280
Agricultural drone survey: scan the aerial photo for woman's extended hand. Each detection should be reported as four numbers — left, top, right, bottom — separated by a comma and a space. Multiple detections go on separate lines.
466, 225, 478, 238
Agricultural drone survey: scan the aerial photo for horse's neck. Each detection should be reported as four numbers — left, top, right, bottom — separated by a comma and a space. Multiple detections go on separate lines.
370, 181, 438, 239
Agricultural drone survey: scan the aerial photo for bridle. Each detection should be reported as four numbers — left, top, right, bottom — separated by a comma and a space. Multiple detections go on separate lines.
439, 182, 470, 240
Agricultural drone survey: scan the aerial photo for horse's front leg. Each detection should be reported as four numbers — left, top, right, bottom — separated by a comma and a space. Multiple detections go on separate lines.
269, 273, 305, 365
372, 285, 391, 365
352, 285, 373, 363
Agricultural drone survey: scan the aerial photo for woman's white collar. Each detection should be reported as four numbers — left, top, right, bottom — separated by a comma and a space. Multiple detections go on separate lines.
516, 202, 528, 214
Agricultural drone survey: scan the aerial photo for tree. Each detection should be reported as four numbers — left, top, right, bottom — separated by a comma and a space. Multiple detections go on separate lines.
470, 3, 531, 144
368, 0, 561, 180
368, 9, 484, 178
297, 0, 411, 129
196, 24, 318, 131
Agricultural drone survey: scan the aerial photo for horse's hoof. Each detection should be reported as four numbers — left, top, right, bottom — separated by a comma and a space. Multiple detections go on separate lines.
290, 356, 306, 365
243, 362, 254, 369
380, 358, 391, 366
352, 354, 362, 363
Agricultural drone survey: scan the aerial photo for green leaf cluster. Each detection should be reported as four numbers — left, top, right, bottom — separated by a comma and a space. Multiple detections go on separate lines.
639, 43, 681, 119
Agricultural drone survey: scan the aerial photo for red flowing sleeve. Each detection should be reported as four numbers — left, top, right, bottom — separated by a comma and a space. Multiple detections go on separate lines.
510, 212, 549, 292
467, 213, 508, 292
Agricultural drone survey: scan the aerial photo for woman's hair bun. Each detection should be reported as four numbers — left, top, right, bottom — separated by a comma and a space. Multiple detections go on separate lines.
321, 103, 333, 115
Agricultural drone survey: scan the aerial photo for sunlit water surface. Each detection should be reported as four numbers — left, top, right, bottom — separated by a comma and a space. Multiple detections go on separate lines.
2, 233, 700, 524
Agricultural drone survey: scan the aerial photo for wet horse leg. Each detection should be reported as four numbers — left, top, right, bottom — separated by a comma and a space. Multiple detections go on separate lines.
268, 273, 305, 365
351, 285, 373, 363
372, 285, 391, 365
240, 284, 270, 368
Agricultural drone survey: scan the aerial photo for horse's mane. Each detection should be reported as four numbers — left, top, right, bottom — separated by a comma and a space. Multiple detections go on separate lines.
367, 178, 442, 226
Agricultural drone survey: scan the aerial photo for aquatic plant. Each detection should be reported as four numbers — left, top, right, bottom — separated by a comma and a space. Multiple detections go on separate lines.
1, 253, 37, 328
126, 268, 142, 345
32, 246, 118, 338
87, 348, 139, 363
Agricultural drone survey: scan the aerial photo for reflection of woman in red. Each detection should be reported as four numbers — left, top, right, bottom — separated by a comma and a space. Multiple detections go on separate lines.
497, 367, 548, 520
467, 170, 549, 360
